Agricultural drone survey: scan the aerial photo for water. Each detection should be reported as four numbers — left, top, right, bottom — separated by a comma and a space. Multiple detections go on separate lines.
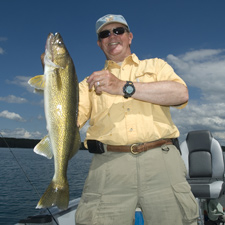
0, 148, 93, 225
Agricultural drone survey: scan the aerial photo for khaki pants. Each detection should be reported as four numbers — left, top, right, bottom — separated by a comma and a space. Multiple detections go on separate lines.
75, 145, 198, 225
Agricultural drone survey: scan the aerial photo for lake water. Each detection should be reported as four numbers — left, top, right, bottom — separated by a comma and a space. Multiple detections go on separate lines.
2, 147, 225, 225
0, 147, 93, 225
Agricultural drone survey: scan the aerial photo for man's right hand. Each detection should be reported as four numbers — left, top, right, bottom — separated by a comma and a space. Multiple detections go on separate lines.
41, 53, 45, 69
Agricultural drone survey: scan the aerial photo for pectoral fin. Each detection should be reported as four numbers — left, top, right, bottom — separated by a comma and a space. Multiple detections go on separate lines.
34, 135, 53, 159
28, 75, 45, 90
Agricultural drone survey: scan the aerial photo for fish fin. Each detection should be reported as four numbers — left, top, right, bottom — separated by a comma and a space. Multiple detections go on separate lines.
28, 75, 45, 90
36, 180, 69, 210
34, 135, 53, 159
69, 129, 81, 160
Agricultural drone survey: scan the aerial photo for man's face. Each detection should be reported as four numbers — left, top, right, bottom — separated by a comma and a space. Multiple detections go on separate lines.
97, 23, 133, 62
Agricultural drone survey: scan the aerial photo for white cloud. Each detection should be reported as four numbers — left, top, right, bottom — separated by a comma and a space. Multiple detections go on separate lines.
167, 49, 225, 146
0, 37, 7, 41
167, 49, 225, 103
171, 102, 225, 146
0, 47, 4, 55
6, 76, 34, 92
0, 37, 7, 54
0, 110, 26, 122
0, 128, 42, 139
181, 49, 224, 62
0, 95, 27, 103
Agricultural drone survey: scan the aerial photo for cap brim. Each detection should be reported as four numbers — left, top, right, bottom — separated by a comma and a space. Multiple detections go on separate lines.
97, 22, 129, 33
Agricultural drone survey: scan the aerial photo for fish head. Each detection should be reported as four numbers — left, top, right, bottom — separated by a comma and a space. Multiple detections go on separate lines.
44, 32, 69, 69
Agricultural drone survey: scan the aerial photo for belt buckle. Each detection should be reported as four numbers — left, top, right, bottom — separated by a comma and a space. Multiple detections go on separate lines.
130, 143, 139, 155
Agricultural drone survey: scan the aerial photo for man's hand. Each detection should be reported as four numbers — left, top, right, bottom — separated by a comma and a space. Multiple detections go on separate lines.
41, 53, 45, 69
87, 70, 125, 95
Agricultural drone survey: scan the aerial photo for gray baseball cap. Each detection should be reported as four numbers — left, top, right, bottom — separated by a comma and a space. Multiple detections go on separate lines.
96, 14, 129, 33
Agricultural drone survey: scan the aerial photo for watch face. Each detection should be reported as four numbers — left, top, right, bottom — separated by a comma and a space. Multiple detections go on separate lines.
123, 81, 135, 98
126, 85, 134, 94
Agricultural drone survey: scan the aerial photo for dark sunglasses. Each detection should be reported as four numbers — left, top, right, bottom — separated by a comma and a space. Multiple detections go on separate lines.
98, 27, 129, 39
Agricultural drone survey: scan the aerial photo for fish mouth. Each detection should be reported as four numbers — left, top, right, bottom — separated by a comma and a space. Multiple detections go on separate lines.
45, 33, 55, 55
44, 33, 63, 68
46, 32, 62, 49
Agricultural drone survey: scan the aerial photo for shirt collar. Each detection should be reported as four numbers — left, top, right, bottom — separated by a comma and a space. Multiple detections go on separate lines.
104, 53, 140, 69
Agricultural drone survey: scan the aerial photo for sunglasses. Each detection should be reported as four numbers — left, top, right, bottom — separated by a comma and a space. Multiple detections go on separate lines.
98, 27, 129, 39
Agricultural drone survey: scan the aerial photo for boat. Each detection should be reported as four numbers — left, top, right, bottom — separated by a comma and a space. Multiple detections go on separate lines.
16, 197, 144, 225
16, 130, 225, 225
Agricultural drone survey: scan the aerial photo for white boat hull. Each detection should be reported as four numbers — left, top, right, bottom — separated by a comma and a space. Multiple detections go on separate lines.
16, 198, 80, 225
16, 198, 144, 225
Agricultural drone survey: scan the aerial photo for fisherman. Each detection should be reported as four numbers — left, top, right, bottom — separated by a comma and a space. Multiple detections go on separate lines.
76, 14, 199, 225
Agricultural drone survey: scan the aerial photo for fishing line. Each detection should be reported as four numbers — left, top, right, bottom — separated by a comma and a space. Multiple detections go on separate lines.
0, 132, 59, 225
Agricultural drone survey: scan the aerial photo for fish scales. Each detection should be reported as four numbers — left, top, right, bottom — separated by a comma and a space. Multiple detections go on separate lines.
28, 32, 80, 210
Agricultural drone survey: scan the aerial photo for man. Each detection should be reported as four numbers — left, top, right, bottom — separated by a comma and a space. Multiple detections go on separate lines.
76, 14, 198, 225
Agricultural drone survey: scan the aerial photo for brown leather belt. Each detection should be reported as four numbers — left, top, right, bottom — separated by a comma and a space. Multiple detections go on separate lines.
107, 139, 173, 155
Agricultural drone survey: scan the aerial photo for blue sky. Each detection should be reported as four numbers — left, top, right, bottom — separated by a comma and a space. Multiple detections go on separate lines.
1, 0, 225, 145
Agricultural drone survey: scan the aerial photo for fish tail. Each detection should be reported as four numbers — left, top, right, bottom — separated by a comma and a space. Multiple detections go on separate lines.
36, 180, 69, 210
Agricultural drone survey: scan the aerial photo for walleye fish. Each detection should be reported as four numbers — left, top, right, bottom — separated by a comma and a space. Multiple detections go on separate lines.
28, 32, 80, 210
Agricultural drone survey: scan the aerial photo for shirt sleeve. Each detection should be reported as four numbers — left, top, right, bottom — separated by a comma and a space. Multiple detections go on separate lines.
156, 59, 186, 84
156, 58, 188, 109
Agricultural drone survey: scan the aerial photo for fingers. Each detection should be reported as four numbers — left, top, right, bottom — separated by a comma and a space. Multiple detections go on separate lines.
41, 53, 45, 69
96, 81, 100, 87
86, 70, 122, 95
87, 71, 106, 90
91, 80, 102, 95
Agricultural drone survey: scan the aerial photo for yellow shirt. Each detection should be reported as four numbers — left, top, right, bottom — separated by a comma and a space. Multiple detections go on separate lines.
78, 54, 187, 146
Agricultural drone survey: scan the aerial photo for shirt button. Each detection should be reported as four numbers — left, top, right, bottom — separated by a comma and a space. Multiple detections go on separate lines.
130, 128, 133, 132
127, 108, 130, 111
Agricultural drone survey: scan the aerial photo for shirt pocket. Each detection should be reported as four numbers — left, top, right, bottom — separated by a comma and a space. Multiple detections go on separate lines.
135, 71, 157, 83
172, 181, 199, 222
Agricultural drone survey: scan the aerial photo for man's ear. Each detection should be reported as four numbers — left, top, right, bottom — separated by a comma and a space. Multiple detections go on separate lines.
97, 39, 101, 48
128, 32, 133, 45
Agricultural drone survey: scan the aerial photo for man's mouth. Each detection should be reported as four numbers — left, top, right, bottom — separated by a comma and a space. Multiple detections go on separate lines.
108, 42, 120, 46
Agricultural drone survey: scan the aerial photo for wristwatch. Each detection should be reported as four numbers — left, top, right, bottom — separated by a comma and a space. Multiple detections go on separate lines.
123, 81, 135, 98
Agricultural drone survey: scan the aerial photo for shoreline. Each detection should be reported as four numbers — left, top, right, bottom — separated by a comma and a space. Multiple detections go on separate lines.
0, 137, 87, 150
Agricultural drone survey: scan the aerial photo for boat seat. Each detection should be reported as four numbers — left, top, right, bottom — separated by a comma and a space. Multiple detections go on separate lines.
180, 130, 225, 199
